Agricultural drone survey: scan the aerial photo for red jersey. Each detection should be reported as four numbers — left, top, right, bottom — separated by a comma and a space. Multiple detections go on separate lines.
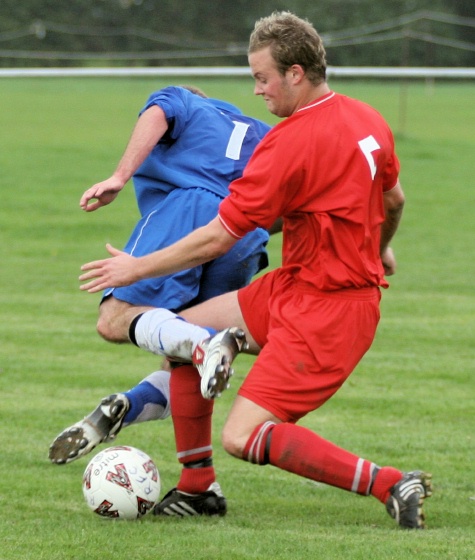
219, 91, 400, 291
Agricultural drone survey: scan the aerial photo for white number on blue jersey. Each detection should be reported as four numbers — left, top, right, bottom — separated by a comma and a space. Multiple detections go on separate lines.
226, 121, 251, 161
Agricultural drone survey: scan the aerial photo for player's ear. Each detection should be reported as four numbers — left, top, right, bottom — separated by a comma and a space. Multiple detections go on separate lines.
287, 64, 305, 84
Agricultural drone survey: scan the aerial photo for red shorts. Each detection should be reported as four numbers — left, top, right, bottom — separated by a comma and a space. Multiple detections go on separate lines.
237, 269, 381, 422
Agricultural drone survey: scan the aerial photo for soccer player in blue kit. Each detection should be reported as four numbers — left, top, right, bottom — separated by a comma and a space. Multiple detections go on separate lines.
49, 86, 273, 506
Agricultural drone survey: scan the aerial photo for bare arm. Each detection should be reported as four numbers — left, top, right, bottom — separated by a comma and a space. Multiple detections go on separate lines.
380, 180, 405, 276
79, 216, 238, 293
79, 105, 169, 212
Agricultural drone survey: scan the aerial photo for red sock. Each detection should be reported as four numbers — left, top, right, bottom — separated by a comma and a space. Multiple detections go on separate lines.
176, 466, 216, 495
170, 365, 215, 493
243, 421, 276, 464
371, 467, 403, 503
250, 422, 384, 496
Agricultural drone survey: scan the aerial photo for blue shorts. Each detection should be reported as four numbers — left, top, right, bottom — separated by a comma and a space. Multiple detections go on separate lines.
104, 187, 269, 311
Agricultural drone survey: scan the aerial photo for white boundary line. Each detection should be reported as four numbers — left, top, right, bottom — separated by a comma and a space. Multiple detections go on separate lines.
1, 66, 475, 79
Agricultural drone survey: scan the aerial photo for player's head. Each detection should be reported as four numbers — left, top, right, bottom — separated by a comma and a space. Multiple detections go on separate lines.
248, 11, 327, 86
248, 12, 327, 117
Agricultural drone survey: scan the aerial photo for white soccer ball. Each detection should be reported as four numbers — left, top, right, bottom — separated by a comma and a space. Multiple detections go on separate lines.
82, 445, 161, 520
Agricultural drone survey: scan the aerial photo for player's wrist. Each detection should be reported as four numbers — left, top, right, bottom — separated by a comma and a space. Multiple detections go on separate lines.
135, 254, 156, 281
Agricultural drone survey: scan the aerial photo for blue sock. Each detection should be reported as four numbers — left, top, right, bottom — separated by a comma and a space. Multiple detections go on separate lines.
123, 380, 168, 424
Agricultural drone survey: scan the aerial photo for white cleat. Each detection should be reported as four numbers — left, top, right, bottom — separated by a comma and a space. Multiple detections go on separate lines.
48, 394, 129, 464
192, 327, 248, 399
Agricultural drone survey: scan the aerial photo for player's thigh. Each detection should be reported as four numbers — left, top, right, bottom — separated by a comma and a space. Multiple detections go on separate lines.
238, 293, 380, 423
180, 291, 252, 335
237, 327, 328, 423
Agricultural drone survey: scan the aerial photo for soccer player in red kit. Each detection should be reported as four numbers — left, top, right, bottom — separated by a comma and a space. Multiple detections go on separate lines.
79, 12, 432, 527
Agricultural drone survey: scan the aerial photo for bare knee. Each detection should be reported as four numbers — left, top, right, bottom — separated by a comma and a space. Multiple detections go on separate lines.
96, 312, 120, 342
96, 297, 152, 343
221, 423, 248, 459
221, 396, 279, 460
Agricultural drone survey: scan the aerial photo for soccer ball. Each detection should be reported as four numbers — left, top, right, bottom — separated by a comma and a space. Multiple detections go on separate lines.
82, 445, 160, 520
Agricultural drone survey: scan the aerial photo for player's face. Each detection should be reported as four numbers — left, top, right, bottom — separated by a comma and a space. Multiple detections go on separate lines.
249, 47, 296, 118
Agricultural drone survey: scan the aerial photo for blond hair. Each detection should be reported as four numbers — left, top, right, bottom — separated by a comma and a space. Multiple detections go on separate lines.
179, 85, 208, 98
249, 11, 327, 85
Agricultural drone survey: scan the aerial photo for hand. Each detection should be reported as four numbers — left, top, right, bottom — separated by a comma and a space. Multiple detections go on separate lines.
381, 246, 397, 276
79, 176, 124, 212
79, 244, 139, 293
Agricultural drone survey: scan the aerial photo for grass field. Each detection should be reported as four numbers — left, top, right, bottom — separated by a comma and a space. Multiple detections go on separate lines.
1, 76, 474, 559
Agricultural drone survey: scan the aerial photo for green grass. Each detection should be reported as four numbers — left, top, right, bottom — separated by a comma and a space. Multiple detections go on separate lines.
1, 77, 474, 559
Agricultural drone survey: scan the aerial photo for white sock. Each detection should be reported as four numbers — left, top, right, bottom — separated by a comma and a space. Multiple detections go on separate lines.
134, 308, 211, 360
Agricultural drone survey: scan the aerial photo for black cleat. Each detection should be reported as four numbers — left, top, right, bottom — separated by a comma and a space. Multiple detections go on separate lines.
153, 482, 227, 517
385, 470, 433, 529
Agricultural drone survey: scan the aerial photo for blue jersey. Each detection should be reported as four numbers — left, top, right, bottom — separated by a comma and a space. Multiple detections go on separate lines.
106, 87, 271, 310
133, 86, 271, 215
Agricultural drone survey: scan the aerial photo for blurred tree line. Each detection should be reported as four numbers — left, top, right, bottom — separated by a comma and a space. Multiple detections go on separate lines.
0, 0, 474, 67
